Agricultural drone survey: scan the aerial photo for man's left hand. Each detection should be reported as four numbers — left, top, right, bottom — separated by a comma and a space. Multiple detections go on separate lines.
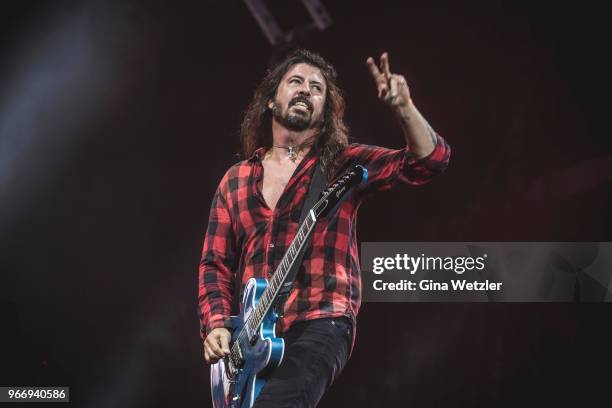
366, 52, 411, 111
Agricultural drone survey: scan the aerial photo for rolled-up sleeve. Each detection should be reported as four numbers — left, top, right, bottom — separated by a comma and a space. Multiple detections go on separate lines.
345, 132, 451, 196
198, 176, 236, 341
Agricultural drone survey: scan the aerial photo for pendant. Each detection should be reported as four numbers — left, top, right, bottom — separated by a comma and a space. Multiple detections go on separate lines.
287, 146, 297, 162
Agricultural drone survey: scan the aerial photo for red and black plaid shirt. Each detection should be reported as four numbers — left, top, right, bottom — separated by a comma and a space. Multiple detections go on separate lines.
198, 132, 451, 341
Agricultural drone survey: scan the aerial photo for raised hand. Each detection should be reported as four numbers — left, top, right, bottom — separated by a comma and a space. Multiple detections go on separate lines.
366, 52, 412, 111
366, 52, 437, 157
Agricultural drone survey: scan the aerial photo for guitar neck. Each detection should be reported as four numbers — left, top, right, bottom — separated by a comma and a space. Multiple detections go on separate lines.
245, 210, 317, 334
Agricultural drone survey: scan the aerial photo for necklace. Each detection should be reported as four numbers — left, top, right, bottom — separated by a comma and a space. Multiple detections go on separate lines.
273, 145, 298, 162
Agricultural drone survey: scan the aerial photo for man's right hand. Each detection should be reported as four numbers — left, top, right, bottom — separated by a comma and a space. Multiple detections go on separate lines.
203, 327, 231, 364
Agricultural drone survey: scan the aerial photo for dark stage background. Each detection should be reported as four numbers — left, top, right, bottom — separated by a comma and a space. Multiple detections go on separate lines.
1, 1, 611, 407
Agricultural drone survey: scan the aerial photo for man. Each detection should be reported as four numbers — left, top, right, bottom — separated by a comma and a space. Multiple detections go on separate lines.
198, 49, 451, 407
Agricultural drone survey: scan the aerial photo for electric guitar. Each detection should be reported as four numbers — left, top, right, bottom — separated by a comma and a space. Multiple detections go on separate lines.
210, 164, 368, 408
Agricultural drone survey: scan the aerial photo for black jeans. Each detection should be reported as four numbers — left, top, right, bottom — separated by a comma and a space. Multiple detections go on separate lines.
252, 316, 353, 408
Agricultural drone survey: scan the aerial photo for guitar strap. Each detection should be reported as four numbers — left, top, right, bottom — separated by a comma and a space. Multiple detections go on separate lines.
273, 160, 326, 318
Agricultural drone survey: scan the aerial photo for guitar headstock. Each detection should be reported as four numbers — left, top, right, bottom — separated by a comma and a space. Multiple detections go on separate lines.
313, 165, 368, 218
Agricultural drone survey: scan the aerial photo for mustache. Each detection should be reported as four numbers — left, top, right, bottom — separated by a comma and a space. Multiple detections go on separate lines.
289, 96, 313, 113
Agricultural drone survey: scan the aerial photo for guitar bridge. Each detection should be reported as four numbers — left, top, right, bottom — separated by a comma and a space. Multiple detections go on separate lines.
225, 358, 238, 380
225, 343, 245, 379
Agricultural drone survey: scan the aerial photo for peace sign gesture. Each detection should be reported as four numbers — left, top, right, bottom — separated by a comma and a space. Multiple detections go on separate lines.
366, 52, 412, 110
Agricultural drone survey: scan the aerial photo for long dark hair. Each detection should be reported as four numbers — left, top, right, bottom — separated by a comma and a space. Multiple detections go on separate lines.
240, 49, 349, 173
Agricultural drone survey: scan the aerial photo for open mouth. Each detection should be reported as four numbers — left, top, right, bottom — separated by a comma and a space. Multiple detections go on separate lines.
290, 99, 312, 113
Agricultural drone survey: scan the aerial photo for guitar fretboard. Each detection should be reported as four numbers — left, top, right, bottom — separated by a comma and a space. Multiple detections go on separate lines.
245, 211, 317, 335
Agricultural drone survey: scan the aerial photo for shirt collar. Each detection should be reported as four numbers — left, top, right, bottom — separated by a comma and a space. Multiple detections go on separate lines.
248, 147, 267, 163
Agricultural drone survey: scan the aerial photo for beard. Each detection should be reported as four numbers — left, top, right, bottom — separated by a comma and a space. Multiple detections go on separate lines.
271, 98, 319, 132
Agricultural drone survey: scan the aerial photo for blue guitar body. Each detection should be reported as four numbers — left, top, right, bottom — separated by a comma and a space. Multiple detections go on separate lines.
210, 278, 284, 408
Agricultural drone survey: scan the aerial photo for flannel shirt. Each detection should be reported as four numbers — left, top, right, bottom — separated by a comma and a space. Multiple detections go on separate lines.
198, 132, 451, 341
